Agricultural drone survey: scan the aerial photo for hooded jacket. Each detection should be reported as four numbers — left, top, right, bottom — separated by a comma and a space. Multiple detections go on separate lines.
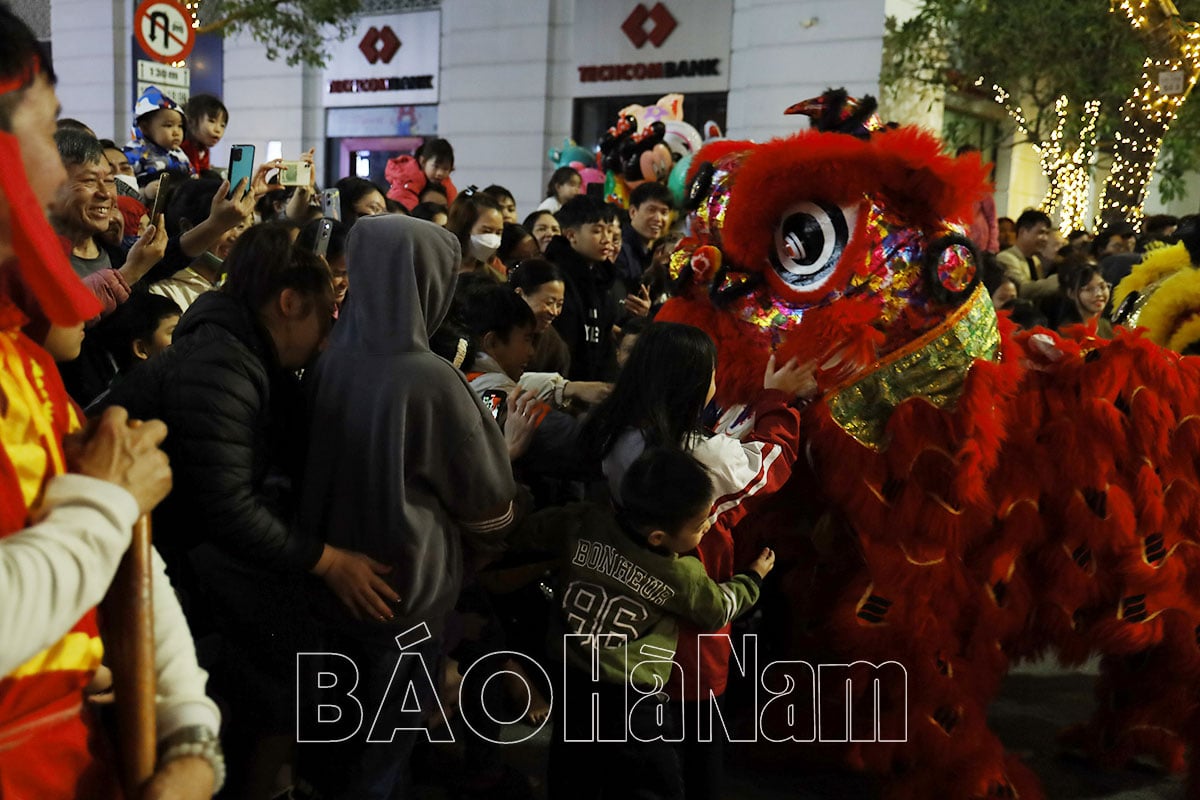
94, 290, 322, 583
384, 154, 458, 211
301, 215, 516, 635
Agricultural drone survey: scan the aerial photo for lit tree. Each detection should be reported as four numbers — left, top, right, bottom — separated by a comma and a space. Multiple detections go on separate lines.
1099, 0, 1200, 225
180, 0, 363, 67
971, 81, 1102, 233
883, 0, 1200, 229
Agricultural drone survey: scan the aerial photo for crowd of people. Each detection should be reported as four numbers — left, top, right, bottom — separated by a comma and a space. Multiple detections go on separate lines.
0, 6, 806, 799
2, 4, 1192, 800
979, 205, 1183, 338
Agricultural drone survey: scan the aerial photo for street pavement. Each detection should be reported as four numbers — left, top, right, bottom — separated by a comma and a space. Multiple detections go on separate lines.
410, 657, 1186, 799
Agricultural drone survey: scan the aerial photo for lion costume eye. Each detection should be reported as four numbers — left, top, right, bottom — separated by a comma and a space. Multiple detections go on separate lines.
771, 201, 857, 290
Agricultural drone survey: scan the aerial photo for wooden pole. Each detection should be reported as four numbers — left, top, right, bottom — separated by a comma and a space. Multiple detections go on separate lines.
100, 514, 156, 796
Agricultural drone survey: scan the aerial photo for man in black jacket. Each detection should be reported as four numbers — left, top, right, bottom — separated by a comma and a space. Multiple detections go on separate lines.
544, 195, 619, 381
614, 181, 673, 287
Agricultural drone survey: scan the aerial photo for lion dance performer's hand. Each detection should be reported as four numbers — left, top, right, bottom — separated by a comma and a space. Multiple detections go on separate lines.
140, 755, 215, 800
64, 407, 172, 515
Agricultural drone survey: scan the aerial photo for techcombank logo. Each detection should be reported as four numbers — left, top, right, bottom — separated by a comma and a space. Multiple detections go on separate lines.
329, 23, 432, 94
358, 25, 401, 65
621, 2, 677, 48
578, 2, 721, 84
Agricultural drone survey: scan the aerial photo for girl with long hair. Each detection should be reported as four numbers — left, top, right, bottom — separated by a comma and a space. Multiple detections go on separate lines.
579, 320, 817, 800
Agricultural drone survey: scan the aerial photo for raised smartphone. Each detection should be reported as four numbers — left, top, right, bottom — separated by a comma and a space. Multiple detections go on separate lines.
312, 218, 334, 258
321, 188, 341, 221
278, 160, 313, 187
227, 144, 256, 199
149, 172, 172, 224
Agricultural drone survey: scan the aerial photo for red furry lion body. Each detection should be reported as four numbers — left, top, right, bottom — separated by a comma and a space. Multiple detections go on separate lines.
657, 108, 1200, 797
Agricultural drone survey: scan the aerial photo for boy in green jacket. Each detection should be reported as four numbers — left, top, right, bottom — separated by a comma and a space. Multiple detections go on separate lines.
512, 447, 775, 800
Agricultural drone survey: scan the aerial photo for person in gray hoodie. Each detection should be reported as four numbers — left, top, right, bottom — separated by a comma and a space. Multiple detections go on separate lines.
298, 214, 525, 799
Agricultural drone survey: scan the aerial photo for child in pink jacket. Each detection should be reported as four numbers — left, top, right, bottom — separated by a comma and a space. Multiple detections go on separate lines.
385, 137, 458, 210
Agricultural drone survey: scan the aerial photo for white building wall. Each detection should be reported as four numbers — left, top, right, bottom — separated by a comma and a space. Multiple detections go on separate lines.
1144, 168, 1200, 219
996, 140, 1047, 220
217, 32, 321, 170
437, 0, 891, 213
51, 0, 132, 142
727, 0, 886, 142
438, 0, 554, 215
543, 0, 577, 213
47, 0, 892, 206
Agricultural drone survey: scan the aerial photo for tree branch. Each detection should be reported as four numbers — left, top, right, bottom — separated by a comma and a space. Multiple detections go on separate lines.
196, 0, 291, 35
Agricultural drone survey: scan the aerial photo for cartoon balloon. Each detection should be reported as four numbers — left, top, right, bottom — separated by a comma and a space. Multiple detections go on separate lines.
549, 137, 595, 170
605, 172, 630, 207
662, 121, 703, 161
571, 161, 606, 189
604, 170, 618, 200
668, 153, 694, 208
640, 143, 673, 183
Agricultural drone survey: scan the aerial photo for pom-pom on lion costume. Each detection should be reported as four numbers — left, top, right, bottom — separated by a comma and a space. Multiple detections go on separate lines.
658, 89, 1200, 799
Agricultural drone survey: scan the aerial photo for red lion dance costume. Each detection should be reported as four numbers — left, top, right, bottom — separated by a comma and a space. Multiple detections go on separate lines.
657, 90, 1200, 798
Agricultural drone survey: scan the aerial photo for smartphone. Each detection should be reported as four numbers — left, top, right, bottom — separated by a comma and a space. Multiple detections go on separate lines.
227, 144, 256, 199
321, 188, 341, 221
149, 172, 172, 224
312, 218, 333, 258
480, 390, 507, 422
278, 160, 313, 187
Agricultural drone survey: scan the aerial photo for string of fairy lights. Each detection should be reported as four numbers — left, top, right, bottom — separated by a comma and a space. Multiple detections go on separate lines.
1098, 0, 1200, 227
1039, 99, 1102, 234
1061, 101, 1102, 233
183, 0, 201, 27
973, 79, 1100, 234
972, 1, 1200, 232
174, 0, 202, 67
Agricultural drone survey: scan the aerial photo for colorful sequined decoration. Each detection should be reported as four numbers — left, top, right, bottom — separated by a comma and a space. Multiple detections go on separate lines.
827, 284, 1001, 450
937, 243, 977, 295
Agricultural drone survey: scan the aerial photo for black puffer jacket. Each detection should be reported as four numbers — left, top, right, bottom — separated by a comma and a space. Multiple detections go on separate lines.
93, 290, 323, 579
544, 235, 618, 382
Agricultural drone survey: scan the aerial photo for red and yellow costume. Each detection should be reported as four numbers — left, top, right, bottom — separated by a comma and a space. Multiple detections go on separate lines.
657, 90, 1200, 798
0, 304, 121, 798
0, 110, 120, 795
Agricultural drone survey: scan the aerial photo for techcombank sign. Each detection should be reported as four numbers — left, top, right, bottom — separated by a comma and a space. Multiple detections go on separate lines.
322, 10, 440, 107
572, 1, 733, 98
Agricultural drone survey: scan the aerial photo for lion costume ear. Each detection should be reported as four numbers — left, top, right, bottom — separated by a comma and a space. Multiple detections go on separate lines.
869, 127, 991, 230
0, 131, 101, 325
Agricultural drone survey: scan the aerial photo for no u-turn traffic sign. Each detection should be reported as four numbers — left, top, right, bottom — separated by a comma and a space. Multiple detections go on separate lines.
134, 0, 195, 64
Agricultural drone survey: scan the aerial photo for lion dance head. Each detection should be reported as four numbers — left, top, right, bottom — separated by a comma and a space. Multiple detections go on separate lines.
659, 90, 997, 417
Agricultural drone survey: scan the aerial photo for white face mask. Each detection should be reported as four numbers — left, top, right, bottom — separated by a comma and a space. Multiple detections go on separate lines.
113, 173, 141, 197
469, 232, 502, 262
